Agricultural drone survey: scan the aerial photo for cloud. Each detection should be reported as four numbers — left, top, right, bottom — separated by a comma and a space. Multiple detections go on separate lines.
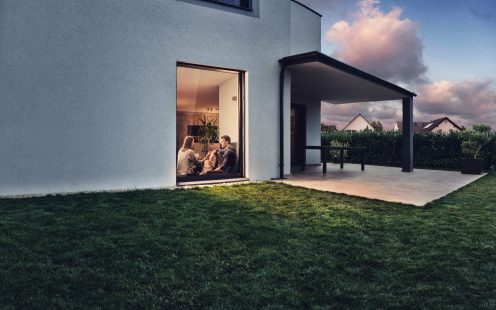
415, 80, 496, 128
471, 8, 496, 24
322, 80, 496, 130
322, 101, 400, 130
325, 0, 428, 84
368, 102, 398, 120
320, 0, 496, 130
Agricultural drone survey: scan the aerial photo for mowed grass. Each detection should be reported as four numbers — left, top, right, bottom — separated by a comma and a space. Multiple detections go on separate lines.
0, 173, 495, 309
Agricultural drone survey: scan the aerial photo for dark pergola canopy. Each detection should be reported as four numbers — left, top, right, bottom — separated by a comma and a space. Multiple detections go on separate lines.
277, 51, 415, 179
279, 51, 416, 103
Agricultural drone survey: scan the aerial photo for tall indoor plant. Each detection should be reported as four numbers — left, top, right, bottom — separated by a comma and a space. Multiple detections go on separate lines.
197, 116, 219, 155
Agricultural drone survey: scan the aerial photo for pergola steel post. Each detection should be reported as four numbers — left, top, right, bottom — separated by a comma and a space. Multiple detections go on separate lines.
402, 96, 414, 172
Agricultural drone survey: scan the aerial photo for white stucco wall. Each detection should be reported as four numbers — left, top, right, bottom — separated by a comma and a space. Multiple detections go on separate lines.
285, 1, 321, 173
290, 1, 321, 55
343, 116, 375, 131
305, 100, 322, 164
0, 0, 321, 196
434, 120, 460, 133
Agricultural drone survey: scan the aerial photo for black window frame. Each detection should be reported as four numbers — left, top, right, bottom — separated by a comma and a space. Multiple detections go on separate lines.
176, 62, 246, 185
200, 0, 252, 11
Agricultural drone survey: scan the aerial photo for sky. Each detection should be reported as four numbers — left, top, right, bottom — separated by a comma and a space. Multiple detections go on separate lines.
298, 0, 496, 130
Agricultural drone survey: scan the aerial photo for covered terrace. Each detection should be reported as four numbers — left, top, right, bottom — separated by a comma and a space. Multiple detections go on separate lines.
278, 51, 416, 178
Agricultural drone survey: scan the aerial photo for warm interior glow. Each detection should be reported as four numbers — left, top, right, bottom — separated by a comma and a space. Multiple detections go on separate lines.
176, 65, 241, 179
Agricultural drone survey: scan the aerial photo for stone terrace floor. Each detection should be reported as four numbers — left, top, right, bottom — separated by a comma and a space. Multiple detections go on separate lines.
280, 164, 486, 206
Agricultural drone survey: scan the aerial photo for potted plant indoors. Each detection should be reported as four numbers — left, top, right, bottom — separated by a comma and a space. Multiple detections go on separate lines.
197, 115, 219, 155
460, 130, 491, 174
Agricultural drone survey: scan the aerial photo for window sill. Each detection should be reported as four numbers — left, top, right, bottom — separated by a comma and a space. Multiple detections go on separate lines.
177, 178, 249, 187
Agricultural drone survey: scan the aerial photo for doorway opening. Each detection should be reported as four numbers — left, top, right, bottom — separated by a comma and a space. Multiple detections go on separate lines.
291, 104, 306, 167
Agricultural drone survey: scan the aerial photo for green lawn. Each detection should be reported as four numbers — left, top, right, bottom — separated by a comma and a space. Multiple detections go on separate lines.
0, 173, 495, 309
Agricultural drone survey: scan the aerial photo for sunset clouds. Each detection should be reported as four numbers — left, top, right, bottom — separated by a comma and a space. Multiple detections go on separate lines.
326, 0, 427, 84
319, 0, 496, 130
415, 80, 496, 127
321, 101, 400, 129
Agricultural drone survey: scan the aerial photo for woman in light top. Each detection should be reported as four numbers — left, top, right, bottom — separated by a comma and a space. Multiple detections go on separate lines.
177, 136, 201, 175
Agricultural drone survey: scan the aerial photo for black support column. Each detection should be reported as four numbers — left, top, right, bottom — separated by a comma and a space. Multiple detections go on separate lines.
402, 97, 414, 172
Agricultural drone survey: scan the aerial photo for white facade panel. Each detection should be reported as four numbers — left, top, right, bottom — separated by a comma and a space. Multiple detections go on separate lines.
290, 1, 321, 55
0, 0, 321, 196
304, 100, 322, 165
343, 116, 375, 131
434, 120, 460, 133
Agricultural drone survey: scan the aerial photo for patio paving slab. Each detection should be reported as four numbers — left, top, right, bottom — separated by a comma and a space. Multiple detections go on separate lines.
280, 164, 486, 206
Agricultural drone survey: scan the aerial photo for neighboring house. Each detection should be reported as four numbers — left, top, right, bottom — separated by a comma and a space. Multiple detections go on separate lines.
342, 114, 375, 131
0, 0, 416, 196
394, 117, 463, 133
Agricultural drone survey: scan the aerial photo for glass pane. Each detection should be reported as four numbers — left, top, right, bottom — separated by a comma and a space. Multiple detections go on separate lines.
204, 0, 251, 9
218, 0, 241, 5
177, 65, 241, 179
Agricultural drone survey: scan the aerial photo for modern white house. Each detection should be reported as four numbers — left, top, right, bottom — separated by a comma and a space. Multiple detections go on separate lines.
342, 114, 376, 131
0, 0, 416, 196
394, 117, 462, 133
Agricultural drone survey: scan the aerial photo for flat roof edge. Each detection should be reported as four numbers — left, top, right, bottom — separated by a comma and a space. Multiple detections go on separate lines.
291, 0, 322, 17
280, 51, 417, 98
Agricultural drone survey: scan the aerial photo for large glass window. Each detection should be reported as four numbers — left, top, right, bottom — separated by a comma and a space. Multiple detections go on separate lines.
201, 0, 252, 10
176, 64, 244, 183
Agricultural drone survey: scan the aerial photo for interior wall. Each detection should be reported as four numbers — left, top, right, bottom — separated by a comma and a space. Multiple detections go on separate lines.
219, 76, 239, 144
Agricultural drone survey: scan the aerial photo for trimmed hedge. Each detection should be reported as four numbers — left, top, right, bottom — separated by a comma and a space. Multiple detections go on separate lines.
321, 130, 496, 170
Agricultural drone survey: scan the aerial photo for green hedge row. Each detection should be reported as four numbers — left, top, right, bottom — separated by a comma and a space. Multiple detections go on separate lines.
321, 131, 496, 170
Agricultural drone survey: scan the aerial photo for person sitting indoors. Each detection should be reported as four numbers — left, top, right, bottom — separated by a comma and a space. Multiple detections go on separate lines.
199, 150, 218, 175
176, 136, 201, 175
214, 135, 237, 173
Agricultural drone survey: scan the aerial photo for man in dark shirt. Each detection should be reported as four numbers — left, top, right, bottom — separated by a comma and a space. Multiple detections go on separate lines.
214, 135, 237, 173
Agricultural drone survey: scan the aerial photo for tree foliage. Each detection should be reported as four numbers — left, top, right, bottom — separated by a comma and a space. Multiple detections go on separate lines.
370, 120, 384, 131
321, 123, 338, 132
460, 129, 492, 159
472, 124, 492, 133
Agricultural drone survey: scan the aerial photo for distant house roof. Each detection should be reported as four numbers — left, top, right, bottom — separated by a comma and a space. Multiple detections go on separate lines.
396, 117, 463, 133
395, 121, 430, 133
342, 113, 375, 131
